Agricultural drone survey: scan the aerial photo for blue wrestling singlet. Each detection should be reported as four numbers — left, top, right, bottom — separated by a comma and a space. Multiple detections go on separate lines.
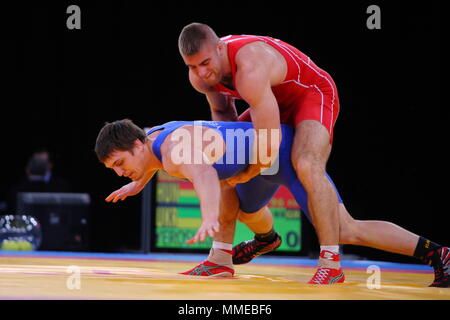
147, 120, 256, 179
147, 120, 343, 223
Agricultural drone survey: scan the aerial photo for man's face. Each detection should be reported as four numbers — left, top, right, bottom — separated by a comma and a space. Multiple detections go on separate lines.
104, 141, 146, 181
182, 42, 224, 86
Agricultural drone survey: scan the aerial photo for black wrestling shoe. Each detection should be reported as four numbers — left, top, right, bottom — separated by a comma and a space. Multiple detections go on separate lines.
232, 233, 282, 265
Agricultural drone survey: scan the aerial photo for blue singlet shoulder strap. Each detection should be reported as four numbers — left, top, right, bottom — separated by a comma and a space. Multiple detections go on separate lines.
146, 121, 193, 161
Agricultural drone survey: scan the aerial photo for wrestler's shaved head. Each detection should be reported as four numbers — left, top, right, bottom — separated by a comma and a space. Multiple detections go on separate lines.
178, 22, 220, 56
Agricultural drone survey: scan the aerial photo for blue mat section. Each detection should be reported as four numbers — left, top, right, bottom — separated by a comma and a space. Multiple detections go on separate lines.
0, 250, 432, 271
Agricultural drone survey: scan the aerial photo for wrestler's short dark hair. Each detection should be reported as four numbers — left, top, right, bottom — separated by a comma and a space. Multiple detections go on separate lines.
95, 119, 146, 162
178, 22, 219, 56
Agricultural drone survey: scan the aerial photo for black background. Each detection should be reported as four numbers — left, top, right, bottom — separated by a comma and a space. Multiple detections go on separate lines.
2, 1, 444, 262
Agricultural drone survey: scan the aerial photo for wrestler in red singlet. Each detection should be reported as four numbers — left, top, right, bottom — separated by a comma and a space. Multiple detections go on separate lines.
212, 35, 340, 142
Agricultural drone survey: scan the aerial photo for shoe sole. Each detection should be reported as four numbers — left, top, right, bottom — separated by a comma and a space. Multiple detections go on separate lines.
429, 283, 450, 288
210, 271, 234, 277
180, 271, 234, 277
307, 278, 346, 285
233, 238, 282, 265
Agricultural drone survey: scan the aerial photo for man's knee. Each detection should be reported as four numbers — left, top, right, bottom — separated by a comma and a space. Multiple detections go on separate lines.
292, 121, 332, 179
237, 207, 269, 224
237, 207, 274, 234
292, 154, 325, 182
237, 210, 258, 224
219, 207, 239, 225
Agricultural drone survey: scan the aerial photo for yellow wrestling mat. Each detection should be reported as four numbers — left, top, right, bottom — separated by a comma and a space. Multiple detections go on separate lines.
1, 254, 449, 300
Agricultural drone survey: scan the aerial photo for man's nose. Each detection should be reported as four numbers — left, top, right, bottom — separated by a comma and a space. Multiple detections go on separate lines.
198, 66, 209, 78
113, 167, 124, 177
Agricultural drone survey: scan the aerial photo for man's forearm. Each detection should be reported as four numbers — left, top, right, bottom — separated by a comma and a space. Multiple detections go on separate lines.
240, 127, 282, 179
191, 168, 221, 221
208, 95, 238, 122
256, 128, 281, 170
211, 109, 238, 122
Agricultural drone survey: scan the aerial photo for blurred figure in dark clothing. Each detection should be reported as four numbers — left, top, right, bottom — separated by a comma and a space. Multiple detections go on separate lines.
6, 150, 72, 211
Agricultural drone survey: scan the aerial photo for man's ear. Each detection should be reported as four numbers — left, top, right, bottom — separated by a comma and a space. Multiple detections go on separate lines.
217, 40, 225, 55
133, 139, 145, 152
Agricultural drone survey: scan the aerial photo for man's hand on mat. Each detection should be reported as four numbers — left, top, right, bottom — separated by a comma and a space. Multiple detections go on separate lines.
186, 220, 220, 244
105, 181, 144, 203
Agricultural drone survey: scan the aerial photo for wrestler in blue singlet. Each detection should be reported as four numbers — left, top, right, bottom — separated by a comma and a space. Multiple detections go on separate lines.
147, 121, 343, 223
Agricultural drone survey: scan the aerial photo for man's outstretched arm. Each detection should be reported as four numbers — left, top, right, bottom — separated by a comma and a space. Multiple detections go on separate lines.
177, 162, 221, 243
105, 169, 157, 203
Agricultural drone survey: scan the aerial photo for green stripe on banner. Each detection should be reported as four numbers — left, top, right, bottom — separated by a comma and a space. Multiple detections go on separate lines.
177, 207, 201, 218
178, 196, 200, 205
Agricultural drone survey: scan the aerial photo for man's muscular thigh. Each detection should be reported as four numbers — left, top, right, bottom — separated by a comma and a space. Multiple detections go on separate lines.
291, 120, 332, 170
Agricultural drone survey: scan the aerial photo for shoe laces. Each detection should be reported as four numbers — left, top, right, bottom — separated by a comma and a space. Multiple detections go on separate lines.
430, 248, 450, 281
441, 248, 450, 271
238, 240, 258, 257
310, 267, 331, 284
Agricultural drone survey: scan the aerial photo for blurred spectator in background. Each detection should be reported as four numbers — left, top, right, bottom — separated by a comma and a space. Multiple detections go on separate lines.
6, 149, 72, 212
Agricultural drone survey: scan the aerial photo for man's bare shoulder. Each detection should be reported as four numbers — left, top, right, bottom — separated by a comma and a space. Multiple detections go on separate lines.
235, 41, 276, 69
235, 41, 286, 87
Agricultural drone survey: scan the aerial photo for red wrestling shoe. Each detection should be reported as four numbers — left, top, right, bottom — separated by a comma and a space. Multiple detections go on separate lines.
180, 260, 235, 277
307, 250, 345, 284
307, 266, 345, 284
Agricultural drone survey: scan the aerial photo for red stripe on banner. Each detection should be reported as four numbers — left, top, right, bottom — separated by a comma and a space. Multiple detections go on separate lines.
179, 180, 194, 190
268, 186, 300, 209
157, 178, 194, 190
